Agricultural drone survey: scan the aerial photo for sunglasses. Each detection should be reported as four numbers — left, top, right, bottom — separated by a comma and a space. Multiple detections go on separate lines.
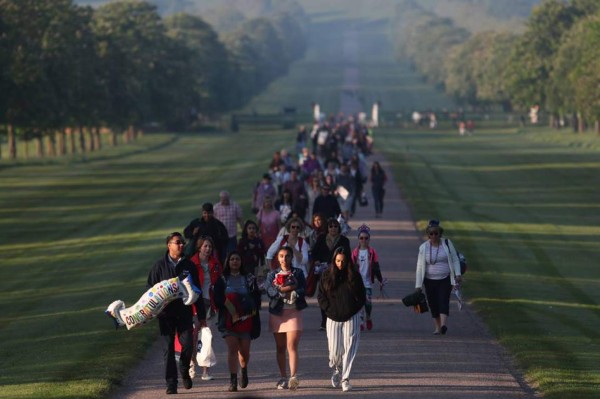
359, 236, 369, 240
328, 224, 339, 228
428, 232, 440, 237
170, 240, 185, 245
290, 225, 301, 229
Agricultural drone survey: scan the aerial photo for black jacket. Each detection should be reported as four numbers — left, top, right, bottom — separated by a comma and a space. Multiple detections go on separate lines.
184, 217, 229, 262
311, 234, 351, 264
318, 268, 366, 322
146, 252, 206, 322
312, 194, 341, 220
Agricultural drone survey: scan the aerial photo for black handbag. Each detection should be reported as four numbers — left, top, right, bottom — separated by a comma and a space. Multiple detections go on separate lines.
250, 311, 261, 340
402, 291, 429, 314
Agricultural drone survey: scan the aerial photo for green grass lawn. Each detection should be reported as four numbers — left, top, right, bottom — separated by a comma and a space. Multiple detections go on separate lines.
0, 130, 293, 399
376, 125, 600, 399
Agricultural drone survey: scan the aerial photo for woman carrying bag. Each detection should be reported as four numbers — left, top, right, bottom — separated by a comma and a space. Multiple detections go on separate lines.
213, 251, 261, 392
415, 220, 462, 335
265, 246, 307, 390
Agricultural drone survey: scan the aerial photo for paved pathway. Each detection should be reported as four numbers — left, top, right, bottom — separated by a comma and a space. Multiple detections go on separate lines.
109, 151, 538, 399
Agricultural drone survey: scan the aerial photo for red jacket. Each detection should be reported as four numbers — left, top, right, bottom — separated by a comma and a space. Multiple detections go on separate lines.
189, 252, 222, 313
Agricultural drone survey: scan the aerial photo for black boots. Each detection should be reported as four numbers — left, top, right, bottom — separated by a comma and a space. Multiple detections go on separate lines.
229, 373, 238, 392
240, 367, 249, 388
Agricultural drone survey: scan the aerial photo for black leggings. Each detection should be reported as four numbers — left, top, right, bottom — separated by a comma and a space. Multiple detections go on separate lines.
423, 276, 452, 318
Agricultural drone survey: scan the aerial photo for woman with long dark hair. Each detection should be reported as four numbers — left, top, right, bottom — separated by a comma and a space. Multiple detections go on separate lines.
213, 251, 261, 392
237, 220, 266, 278
310, 217, 351, 330
370, 161, 387, 218
318, 247, 366, 392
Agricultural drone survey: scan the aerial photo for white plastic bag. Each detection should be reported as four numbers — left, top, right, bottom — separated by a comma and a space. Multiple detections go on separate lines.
196, 327, 217, 367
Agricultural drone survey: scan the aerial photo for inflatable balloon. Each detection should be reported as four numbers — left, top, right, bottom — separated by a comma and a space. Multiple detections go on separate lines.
105, 275, 200, 330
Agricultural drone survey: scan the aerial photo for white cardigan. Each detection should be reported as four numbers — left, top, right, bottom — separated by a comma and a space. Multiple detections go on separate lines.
415, 238, 461, 288
266, 234, 309, 277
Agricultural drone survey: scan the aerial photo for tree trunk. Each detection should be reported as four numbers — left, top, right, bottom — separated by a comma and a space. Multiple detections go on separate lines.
123, 125, 134, 143
94, 126, 102, 150
111, 130, 118, 146
8, 123, 16, 160
78, 125, 86, 155
595, 120, 599, 134
69, 127, 76, 155
24, 138, 29, 159
578, 112, 585, 133
58, 129, 67, 156
47, 133, 56, 157
35, 134, 44, 158
87, 127, 95, 152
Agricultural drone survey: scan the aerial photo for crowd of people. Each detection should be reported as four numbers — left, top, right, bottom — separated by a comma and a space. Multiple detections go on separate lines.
140, 116, 463, 394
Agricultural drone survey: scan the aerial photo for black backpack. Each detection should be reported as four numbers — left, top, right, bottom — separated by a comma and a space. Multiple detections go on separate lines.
446, 239, 467, 275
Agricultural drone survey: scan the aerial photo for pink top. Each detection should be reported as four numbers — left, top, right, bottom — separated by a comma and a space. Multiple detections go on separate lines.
257, 209, 280, 249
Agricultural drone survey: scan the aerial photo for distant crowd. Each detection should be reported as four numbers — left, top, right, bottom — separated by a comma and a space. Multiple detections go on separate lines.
148, 114, 389, 394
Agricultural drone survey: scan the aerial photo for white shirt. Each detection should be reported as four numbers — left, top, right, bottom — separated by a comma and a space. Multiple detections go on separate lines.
357, 248, 371, 288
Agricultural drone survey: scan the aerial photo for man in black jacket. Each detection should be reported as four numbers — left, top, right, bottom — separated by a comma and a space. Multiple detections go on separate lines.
184, 202, 229, 264
312, 184, 342, 221
147, 232, 207, 395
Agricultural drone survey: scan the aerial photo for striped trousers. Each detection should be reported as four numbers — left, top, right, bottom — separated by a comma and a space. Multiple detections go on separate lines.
326, 312, 361, 382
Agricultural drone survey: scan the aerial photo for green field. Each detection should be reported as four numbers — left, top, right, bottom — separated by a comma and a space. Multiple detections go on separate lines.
376, 125, 600, 398
1, 6, 599, 399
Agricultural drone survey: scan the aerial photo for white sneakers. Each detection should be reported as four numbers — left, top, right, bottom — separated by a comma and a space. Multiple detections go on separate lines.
341, 380, 352, 392
288, 375, 299, 390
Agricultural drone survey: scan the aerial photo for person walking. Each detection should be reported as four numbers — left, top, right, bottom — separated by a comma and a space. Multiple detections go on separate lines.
370, 161, 387, 218
213, 191, 244, 256
146, 232, 207, 395
312, 184, 342, 221
351, 224, 385, 331
252, 173, 277, 213
256, 195, 281, 250
415, 220, 462, 335
265, 246, 307, 390
310, 217, 351, 330
236, 220, 266, 278
184, 202, 229, 264
318, 247, 366, 392
188, 235, 222, 381
266, 217, 309, 277
213, 251, 261, 392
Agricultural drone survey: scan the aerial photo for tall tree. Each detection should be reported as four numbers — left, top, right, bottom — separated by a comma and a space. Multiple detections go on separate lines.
552, 14, 600, 130
165, 13, 234, 116
505, 0, 584, 110
92, 0, 171, 137
0, 0, 69, 159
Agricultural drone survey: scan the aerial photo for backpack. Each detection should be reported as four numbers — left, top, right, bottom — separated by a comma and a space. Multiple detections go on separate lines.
446, 239, 467, 275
